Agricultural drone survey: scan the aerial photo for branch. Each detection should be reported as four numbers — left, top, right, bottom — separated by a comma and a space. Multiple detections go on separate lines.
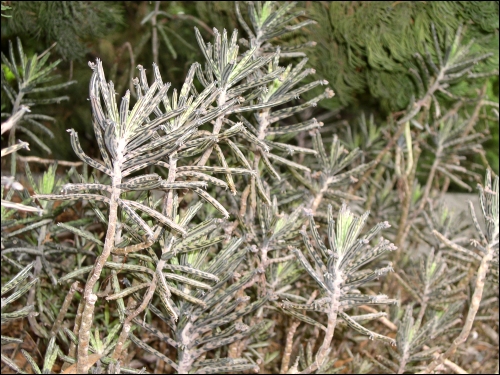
423, 240, 494, 373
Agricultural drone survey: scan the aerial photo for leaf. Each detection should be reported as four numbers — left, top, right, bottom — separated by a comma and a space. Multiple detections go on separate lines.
158, 25, 177, 60
279, 305, 327, 331
57, 222, 103, 246
1, 261, 34, 295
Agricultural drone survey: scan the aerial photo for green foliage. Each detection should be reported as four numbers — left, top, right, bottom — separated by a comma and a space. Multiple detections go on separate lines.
1, 2, 498, 374
307, 2, 499, 111
286, 204, 397, 344
1, 37, 75, 176
4, 1, 125, 61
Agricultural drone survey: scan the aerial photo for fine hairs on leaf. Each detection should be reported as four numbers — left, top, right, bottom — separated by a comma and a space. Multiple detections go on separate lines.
1, 1, 498, 374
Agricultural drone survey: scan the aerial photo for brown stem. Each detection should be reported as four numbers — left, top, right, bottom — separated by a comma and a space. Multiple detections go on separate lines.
396, 148, 440, 249
310, 176, 331, 215
349, 120, 406, 195
77, 293, 98, 373
395, 146, 421, 248
300, 276, 342, 374
77, 153, 124, 373
422, 345, 468, 374
50, 281, 79, 337
169, 14, 214, 35
111, 298, 137, 362
18, 155, 83, 167
462, 83, 487, 137
424, 234, 494, 373
248, 149, 261, 221
280, 321, 301, 374
151, 1, 160, 65
197, 90, 227, 167
351, 58, 453, 197
228, 288, 249, 359
420, 153, 441, 213
281, 291, 319, 373
61, 298, 84, 371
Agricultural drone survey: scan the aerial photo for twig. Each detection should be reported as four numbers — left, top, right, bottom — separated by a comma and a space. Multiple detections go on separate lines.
268, 254, 296, 264
18, 155, 83, 167
117, 42, 136, 97
1, 106, 30, 135
462, 83, 487, 137
1, 200, 42, 213
168, 14, 214, 36
280, 320, 301, 374
394, 146, 421, 248
423, 239, 494, 373
348, 120, 406, 195
421, 346, 468, 374
281, 291, 320, 373
77, 153, 124, 373
432, 230, 482, 261
299, 276, 342, 374
50, 281, 80, 337
151, 1, 161, 65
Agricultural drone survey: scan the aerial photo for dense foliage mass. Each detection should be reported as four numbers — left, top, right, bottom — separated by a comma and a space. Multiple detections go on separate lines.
1, 1, 498, 374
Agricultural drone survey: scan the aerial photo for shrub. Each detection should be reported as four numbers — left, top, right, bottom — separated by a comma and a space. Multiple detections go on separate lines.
1, 2, 498, 374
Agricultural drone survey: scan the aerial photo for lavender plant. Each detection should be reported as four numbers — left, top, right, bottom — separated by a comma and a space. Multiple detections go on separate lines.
1, 38, 75, 176
282, 204, 397, 373
1, 1, 498, 374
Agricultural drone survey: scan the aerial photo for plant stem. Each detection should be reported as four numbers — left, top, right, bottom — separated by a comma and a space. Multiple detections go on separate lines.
396, 148, 441, 249
300, 275, 342, 374
310, 176, 331, 215
395, 146, 421, 248
423, 234, 494, 373
462, 83, 487, 137
151, 1, 160, 65
281, 291, 319, 373
397, 345, 411, 374
349, 120, 406, 195
280, 321, 301, 374
9, 91, 25, 176
197, 90, 227, 166
77, 149, 124, 373
50, 281, 79, 338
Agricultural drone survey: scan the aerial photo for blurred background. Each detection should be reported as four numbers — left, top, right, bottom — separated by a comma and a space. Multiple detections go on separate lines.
1, 1, 498, 187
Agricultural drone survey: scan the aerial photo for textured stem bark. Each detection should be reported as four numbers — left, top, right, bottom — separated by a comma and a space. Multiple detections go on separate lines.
424, 241, 494, 373
280, 321, 301, 374
77, 152, 123, 373
151, 1, 160, 65
300, 276, 342, 374
197, 90, 227, 166
395, 146, 421, 248
9, 91, 25, 176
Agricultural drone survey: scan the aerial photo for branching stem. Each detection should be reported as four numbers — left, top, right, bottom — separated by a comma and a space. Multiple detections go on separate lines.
300, 274, 342, 374
77, 148, 124, 373
423, 236, 495, 373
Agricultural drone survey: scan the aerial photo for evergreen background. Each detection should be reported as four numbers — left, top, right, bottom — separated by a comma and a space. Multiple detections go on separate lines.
1, 1, 498, 184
